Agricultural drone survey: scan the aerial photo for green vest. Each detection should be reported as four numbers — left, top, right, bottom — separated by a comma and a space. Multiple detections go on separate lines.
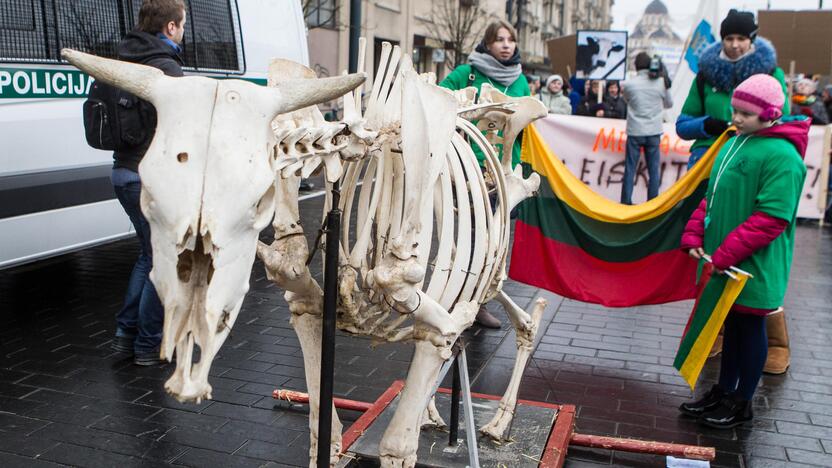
703, 133, 806, 308
439, 64, 531, 167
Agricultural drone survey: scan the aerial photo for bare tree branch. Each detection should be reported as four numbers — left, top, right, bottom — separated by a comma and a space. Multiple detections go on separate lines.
419, 0, 496, 69
302, 0, 343, 31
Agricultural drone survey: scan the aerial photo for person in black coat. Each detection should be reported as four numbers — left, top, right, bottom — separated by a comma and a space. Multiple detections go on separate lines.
110, 0, 186, 367
604, 80, 627, 119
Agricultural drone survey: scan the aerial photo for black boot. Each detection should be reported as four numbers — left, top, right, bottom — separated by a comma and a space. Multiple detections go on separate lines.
679, 384, 726, 417
700, 395, 753, 429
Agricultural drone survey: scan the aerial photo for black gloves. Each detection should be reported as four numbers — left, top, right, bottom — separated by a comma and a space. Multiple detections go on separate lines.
704, 117, 730, 136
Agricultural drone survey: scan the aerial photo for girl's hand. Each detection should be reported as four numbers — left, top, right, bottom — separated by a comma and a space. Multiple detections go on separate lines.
688, 247, 705, 259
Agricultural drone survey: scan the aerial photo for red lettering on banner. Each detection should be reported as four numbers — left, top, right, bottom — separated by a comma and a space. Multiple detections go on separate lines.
660, 135, 671, 155
592, 127, 616, 152
673, 138, 692, 156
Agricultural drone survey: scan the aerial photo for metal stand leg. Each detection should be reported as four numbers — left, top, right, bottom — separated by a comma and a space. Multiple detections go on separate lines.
317, 181, 341, 468
458, 348, 480, 468
449, 359, 460, 446
430, 340, 480, 467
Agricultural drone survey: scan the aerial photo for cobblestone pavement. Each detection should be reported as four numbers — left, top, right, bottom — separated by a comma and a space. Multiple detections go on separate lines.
1, 188, 830, 467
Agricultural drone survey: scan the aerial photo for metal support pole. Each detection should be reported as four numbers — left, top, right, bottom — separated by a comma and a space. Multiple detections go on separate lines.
458, 348, 480, 467
348, 0, 362, 73
449, 358, 461, 445
317, 181, 341, 468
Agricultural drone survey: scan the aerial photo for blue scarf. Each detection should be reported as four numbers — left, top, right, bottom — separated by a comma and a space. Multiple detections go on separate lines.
156, 33, 182, 54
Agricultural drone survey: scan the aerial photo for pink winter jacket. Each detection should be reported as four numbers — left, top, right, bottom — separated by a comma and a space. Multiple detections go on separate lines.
680, 197, 788, 316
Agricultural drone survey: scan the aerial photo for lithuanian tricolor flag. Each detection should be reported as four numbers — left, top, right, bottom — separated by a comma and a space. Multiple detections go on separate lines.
509, 124, 731, 307
673, 263, 750, 389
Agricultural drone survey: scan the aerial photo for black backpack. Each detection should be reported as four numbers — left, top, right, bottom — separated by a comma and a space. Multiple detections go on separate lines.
83, 80, 149, 151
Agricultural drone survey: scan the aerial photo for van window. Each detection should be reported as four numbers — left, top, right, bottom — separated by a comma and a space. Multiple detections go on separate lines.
184, 0, 243, 72
129, 0, 243, 73
54, 0, 126, 59
2, 0, 243, 73
0, 0, 57, 62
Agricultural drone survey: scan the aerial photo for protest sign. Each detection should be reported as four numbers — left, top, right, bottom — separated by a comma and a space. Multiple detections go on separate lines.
533, 115, 829, 219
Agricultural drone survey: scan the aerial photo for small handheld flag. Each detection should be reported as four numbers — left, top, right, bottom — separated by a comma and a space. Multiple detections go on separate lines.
673, 262, 751, 390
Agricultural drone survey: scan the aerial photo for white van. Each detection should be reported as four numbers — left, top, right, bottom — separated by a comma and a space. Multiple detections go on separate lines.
0, 0, 309, 269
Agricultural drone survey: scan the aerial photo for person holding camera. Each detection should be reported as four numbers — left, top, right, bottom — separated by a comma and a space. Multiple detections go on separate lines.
675, 9, 788, 169
619, 53, 673, 205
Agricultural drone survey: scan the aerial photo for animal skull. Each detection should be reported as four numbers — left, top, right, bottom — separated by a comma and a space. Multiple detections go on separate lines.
61, 49, 365, 403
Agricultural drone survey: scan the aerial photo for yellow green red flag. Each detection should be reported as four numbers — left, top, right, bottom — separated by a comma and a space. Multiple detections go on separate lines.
673, 264, 751, 389
509, 123, 731, 306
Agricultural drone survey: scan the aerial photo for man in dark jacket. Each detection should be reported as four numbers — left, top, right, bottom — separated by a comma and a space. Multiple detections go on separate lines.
111, 0, 185, 366
604, 81, 627, 119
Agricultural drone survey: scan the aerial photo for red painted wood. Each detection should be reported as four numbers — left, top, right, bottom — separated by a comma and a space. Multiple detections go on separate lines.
341, 380, 406, 450
272, 389, 374, 412
570, 433, 716, 461
540, 404, 574, 468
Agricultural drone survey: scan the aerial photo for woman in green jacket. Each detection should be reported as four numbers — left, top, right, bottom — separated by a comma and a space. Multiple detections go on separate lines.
439, 20, 529, 328
675, 9, 789, 169
439, 20, 530, 170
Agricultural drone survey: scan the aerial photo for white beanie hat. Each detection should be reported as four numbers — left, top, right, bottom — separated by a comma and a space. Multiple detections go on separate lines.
546, 74, 564, 87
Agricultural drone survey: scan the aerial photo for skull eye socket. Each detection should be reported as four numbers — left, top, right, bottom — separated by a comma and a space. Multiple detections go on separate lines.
177, 152, 188, 163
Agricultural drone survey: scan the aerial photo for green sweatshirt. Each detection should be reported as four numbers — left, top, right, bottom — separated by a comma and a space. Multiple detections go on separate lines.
703, 131, 806, 308
439, 64, 530, 167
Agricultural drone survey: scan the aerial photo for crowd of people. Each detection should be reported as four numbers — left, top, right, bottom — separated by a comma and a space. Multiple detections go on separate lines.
528, 72, 632, 119
439, 9, 818, 431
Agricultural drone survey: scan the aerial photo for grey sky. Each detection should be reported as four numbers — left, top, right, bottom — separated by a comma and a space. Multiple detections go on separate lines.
612, 0, 830, 35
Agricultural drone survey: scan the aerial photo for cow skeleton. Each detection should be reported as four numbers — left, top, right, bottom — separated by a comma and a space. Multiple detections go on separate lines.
63, 38, 548, 467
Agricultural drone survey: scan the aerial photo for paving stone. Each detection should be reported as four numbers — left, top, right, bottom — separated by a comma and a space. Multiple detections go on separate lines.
161, 426, 248, 453
0, 451, 64, 468
90, 414, 171, 438
234, 439, 310, 466
149, 408, 229, 432
171, 447, 280, 468
201, 401, 282, 425
1, 202, 830, 467
39, 442, 149, 467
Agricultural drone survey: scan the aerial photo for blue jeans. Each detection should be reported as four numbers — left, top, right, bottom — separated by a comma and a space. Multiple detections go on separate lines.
112, 168, 163, 354
621, 134, 661, 205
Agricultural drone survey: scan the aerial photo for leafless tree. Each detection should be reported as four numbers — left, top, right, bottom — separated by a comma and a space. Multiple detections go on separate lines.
420, 0, 496, 69
302, 0, 342, 31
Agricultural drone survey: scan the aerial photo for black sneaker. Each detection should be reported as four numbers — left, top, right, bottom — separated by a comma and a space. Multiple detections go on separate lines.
679, 384, 726, 417
299, 179, 315, 191
134, 349, 166, 366
111, 336, 135, 354
700, 395, 753, 429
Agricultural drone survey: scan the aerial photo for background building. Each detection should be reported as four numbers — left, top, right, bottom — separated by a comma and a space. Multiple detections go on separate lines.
508, 0, 614, 77
303, 0, 614, 111
626, 0, 684, 75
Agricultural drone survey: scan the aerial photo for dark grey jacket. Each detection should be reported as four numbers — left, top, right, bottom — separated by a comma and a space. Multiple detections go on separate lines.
113, 31, 184, 172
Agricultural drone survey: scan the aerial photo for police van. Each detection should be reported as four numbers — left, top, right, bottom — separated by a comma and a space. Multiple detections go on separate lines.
0, 0, 309, 268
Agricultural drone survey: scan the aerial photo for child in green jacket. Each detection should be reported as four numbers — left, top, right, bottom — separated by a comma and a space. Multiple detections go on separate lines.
678, 74, 808, 429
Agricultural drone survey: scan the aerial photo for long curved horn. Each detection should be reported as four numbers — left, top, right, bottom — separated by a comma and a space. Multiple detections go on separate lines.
61, 48, 165, 103
269, 73, 366, 117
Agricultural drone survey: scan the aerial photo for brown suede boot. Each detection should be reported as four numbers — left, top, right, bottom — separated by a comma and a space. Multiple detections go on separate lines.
764, 308, 790, 375
708, 327, 723, 358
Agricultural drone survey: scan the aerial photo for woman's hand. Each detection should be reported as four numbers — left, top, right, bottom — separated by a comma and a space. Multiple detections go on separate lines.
688, 247, 705, 259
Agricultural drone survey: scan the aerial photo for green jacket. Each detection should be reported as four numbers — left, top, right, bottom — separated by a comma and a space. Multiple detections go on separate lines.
439, 64, 530, 167
703, 121, 807, 309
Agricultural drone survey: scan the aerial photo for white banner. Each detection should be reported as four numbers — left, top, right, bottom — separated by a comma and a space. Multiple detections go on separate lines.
534, 115, 830, 219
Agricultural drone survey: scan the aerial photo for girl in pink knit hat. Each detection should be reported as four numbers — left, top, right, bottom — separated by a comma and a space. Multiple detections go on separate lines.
678, 74, 809, 429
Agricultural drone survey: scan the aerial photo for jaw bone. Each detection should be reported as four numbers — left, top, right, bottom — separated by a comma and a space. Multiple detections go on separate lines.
62, 48, 365, 403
